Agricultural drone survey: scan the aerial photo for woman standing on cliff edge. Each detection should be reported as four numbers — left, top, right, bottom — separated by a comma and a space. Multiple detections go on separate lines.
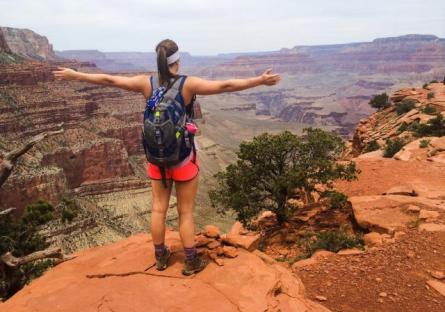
53, 39, 281, 275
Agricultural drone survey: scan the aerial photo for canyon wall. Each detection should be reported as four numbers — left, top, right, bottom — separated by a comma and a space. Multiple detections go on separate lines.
0, 27, 58, 61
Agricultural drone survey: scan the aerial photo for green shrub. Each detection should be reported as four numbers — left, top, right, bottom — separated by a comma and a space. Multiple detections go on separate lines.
209, 129, 358, 225
368, 93, 390, 110
60, 198, 80, 223
422, 105, 437, 115
430, 80, 438, 83
410, 114, 445, 137
21, 200, 55, 226
301, 230, 364, 256
322, 191, 349, 210
396, 122, 408, 134
363, 140, 380, 152
395, 99, 416, 115
427, 92, 435, 100
384, 138, 405, 158
423, 83, 430, 90
419, 139, 430, 148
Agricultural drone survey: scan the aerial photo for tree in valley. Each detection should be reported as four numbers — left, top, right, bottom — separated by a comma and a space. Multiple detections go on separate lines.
0, 124, 74, 300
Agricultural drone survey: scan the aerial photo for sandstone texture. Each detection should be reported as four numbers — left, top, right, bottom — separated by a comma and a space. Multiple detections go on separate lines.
351, 82, 445, 157
0, 27, 57, 61
1, 230, 329, 312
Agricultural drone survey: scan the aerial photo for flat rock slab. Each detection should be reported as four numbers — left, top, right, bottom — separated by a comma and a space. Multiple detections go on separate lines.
427, 280, 445, 297
350, 195, 445, 233
2, 231, 329, 312
419, 223, 445, 232
350, 195, 418, 233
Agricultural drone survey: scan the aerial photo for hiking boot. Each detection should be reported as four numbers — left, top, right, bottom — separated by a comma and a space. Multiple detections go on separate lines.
182, 253, 209, 276
155, 246, 171, 271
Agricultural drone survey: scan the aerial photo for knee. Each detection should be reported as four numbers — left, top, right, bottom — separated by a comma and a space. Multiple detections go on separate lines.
151, 204, 168, 217
178, 209, 193, 221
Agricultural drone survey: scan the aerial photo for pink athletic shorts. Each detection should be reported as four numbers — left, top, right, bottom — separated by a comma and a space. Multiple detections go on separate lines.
147, 154, 199, 182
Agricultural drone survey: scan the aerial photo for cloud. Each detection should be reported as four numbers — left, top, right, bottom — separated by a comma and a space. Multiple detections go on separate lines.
1, 0, 444, 54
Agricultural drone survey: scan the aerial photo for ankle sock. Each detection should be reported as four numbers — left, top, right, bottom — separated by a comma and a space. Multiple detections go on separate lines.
154, 243, 166, 259
184, 247, 197, 261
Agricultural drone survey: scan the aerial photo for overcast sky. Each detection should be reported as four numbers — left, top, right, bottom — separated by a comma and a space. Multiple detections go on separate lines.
1, 0, 444, 55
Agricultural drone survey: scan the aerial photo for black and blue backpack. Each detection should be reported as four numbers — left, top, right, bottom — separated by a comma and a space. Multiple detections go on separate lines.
141, 74, 196, 186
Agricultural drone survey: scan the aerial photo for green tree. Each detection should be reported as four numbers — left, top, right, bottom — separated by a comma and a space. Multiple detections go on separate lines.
369, 93, 390, 110
209, 129, 358, 225
0, 201, 55, 299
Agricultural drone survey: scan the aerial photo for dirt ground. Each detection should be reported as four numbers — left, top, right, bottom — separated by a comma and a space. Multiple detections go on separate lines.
296, 229, 445, 312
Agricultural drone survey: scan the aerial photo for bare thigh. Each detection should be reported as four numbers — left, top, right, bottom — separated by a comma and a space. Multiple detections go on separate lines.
151, 180, 173, 213
175, 175, 199, 214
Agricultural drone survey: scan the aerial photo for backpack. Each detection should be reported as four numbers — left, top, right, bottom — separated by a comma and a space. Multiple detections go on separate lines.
141, 74, 196, 187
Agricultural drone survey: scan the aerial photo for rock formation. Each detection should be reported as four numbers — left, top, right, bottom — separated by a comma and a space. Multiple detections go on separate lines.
0, 30, 11, 53
0, 27, 57, 61
1, 228, 329, 312
351, 82, 445, 156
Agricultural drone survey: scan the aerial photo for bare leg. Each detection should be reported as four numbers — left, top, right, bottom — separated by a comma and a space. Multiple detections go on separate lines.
150, 180, 172, 245
175, 175, 199, 248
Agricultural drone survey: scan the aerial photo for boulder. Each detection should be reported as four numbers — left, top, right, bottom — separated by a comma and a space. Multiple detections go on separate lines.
357, 150, 384, 160
418, 210, 440, 222
222, 246, 238, 258
204, 225, 220, 238
228, 221, 245, 236
221, 234, 260, 252
2, 231, 329, 312
430, 271, 445, 280
419, 223, 445, 232
349, 195, 415, 233
207, 240, 221, 249
195, 235, 213, 247
350, 195, 445, 233
364, 232, 384, 247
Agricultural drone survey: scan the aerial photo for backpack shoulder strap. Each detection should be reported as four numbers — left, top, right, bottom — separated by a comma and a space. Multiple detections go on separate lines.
164, 75, 186, 102
151, 73, 160, 94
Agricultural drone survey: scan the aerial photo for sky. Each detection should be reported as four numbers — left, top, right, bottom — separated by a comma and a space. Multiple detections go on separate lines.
1, 0, 444, 55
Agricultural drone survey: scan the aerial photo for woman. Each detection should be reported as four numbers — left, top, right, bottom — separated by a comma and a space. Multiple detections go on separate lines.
53, 39, 281, 275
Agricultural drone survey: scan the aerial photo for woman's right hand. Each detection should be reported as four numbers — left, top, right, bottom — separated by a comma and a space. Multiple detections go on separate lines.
52, 67, 79, 81
260, 69, 281, 86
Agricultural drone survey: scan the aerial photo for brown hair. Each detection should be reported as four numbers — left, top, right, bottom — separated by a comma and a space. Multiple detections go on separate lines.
155, 39, 179, 86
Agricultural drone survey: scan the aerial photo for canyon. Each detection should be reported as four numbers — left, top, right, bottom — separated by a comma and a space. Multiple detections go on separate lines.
3, 83, 445, 312
1, 26, 445, 253
1, 26, 445, 311
58, 34, 445, 135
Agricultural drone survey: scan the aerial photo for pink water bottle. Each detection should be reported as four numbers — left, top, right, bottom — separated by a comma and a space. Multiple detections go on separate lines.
186, 122, 198, 134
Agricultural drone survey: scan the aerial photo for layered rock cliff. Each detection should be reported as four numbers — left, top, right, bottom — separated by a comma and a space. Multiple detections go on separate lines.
0, 27, 57, 61
351, 81, 445, 157
0, 30, 11, 53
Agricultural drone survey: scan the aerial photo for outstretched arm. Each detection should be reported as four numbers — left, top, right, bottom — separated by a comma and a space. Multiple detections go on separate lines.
186, 69, 281, 95
52, 67, 148, 93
